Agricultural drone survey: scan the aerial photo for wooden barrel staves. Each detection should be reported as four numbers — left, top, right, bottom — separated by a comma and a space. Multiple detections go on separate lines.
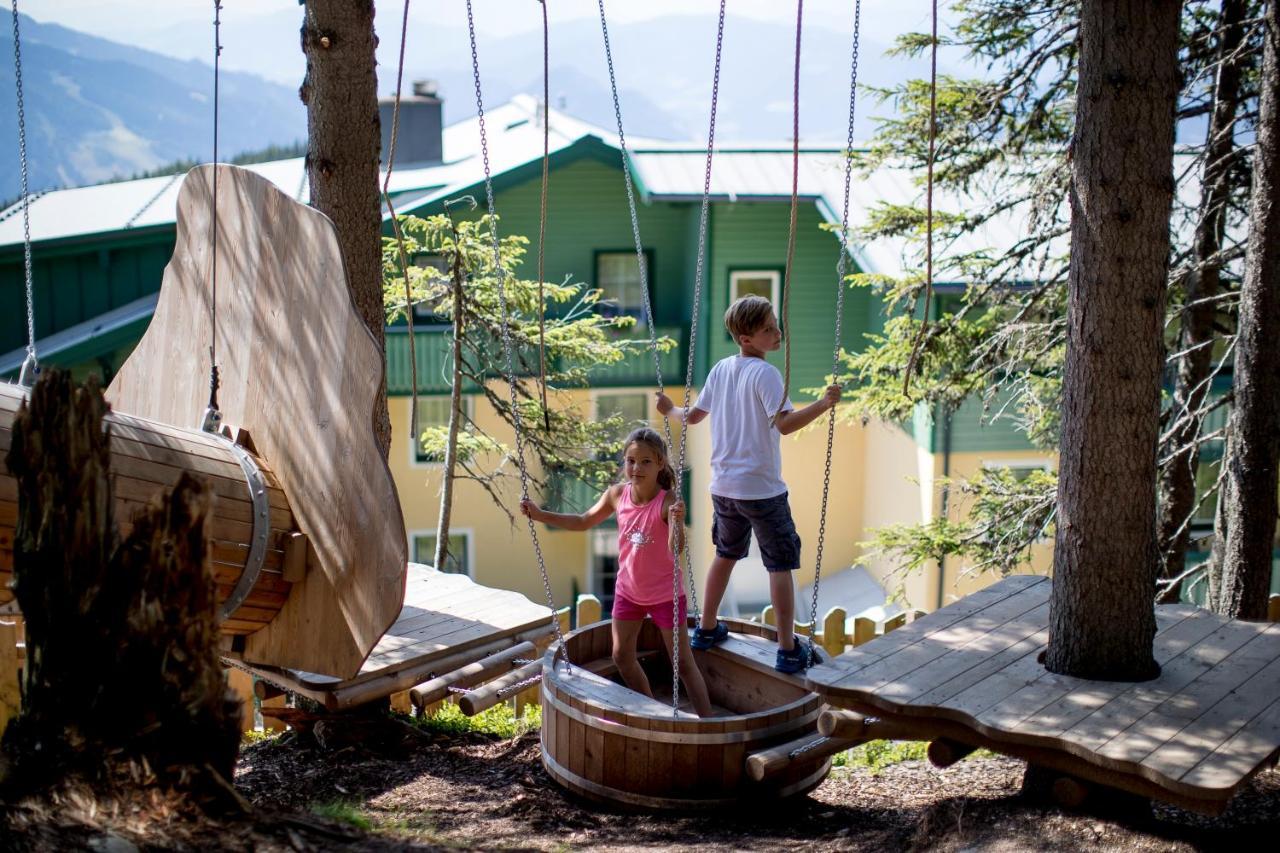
540, 619, 831, 809
0, 384, 297, 637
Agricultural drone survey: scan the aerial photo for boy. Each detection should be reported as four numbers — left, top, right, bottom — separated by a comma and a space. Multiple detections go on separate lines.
656, 295, 840, 672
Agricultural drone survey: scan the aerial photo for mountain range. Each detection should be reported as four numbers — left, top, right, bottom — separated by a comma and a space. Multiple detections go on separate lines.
0, 9, 943, 203
0, 14, 305, 202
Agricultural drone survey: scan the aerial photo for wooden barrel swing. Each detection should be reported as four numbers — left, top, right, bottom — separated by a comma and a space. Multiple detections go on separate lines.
539, 617, 837, 810
0, 165, 407, 679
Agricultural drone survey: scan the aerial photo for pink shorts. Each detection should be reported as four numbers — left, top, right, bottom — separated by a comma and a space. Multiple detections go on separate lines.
613, 593, 687, 630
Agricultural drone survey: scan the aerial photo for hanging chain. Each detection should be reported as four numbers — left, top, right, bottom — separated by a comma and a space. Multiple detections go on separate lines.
597, 0, 724, 716
536, 0, 551, 431
381, 0, 421, 456
808, 0, 863, 667
201, 0, 223, 431
10, 0, 35, 386
466, 0, 568, 670
777, 0, 804, 417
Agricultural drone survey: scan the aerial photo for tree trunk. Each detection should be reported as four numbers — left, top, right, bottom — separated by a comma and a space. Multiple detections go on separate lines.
1157, 0, 1248, 600
1210, 0, 1280, 620
434, 240, 467, 573
300, 0, 391, 459
0, 372, 240, 800
1046, 0, 1181, 680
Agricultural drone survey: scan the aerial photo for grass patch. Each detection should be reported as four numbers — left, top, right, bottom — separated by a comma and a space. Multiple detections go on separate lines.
240, 729, 281, 747
831, 739, 1000, 774
411, 701, 541, 739
311, 800, 373, 831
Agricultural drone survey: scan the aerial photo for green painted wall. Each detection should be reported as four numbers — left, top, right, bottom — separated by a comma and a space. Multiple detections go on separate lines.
0, 233, 173, 354
407, 157, 693, 329
706, 201, 874, 399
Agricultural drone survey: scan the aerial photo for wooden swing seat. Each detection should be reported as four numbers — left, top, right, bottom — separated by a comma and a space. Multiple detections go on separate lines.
804, 574, 1280, 815
539, 616, 835, 810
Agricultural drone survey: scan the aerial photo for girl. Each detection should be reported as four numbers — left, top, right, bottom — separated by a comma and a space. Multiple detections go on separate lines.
520, 427, 713, 717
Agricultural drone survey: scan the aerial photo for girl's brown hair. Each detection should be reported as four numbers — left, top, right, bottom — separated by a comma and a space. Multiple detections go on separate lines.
622, 427, 678, 491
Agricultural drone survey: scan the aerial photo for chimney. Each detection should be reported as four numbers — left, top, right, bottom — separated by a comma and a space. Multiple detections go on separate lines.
379, 79, 443, 167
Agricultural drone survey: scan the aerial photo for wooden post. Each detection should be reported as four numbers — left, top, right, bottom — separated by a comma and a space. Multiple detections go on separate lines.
389, 691, 412, 715
818, 708, 925, 742
761, 605, 776, 627
883, 613, 908, 634
225, 667, 256, 734
852, 617, 876, 646
408, 642, 536, 711
575, 594, 602, 627
458, 662, 541, 716
1268, 594, 1280, 622
927, 738, 978, 768
262, 695, 288, 733
821, 607, 846, 658
556, 606, 571, 636
0, 619, 19, 735
746, 733, 860, 781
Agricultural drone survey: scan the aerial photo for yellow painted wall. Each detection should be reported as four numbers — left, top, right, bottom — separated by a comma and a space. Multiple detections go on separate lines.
389, 386, 1055, 620
387, 389, 589, 610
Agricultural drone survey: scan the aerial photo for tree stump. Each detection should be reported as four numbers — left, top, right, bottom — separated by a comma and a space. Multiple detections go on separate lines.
0, 370, 240, 803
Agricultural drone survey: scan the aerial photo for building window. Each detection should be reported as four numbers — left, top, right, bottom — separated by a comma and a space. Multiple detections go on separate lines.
595, 250, 651, 325
411, 254, 450, 324
729, 269, 781, 307
590, 529, 619, 612
412, 395, 474, 464
595, 391, 651, 444
411, 530, 472, 576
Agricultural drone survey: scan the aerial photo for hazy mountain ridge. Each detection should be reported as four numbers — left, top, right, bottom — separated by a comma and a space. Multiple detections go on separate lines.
0, 14, 305, 201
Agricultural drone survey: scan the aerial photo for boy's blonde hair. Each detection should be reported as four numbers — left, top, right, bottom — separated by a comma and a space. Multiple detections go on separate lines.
724, 295, 774, 342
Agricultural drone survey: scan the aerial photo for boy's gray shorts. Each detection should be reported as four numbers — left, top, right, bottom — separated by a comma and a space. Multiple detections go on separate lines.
711, 493, 801, 572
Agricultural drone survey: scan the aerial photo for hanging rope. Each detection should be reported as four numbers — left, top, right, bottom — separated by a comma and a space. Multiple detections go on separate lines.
776, 0, 804, 416
902, 0, 939, 398
381, 0, 421, 452
536, 0, 551, 431
597, 0, 725, 716
807, 0, 863, 668
9, 0, 35, 386
465, 0, 569, 668
201, 0, 223, 429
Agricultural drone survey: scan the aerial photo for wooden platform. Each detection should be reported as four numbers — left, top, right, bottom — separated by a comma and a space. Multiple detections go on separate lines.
805, 574, 1280, 814
243, 563, 555, 710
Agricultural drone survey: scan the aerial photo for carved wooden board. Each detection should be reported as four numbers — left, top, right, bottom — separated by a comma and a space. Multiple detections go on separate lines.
108, 164, 406, 678
806, 575, 1280, 812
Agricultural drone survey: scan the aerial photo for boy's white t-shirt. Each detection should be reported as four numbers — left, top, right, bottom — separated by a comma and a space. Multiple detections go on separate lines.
691, 355, 794, 500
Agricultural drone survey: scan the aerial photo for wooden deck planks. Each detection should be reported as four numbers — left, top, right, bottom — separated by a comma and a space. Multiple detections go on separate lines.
807, 575, 1047, 686
805, 574, 1280, 808
845, 589, 1052, 703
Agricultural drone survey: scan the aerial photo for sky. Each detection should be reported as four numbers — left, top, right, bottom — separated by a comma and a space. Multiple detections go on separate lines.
21, 0, 956, 89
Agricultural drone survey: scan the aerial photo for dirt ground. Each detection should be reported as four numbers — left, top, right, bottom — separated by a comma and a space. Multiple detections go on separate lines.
5, 723, 1279, 851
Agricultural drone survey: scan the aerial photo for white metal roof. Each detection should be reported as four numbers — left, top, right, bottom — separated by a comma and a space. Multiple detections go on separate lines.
0, 95, 623, 248
0, 93, 1085, 282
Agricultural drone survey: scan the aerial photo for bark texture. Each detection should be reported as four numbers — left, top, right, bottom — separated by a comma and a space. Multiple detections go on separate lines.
300, 0, 391, 459
1210, 0, 1280, 619
1156, 0, 1248, 598
0, 371, 240, 798
1046, 0, 1181, 680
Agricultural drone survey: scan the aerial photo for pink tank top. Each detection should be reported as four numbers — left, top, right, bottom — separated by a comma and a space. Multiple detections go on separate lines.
613, 484, 682, 606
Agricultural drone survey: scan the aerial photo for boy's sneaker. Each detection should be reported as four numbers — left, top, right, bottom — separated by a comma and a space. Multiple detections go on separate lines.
690, 621, 729, 650
775, 641, 823, 674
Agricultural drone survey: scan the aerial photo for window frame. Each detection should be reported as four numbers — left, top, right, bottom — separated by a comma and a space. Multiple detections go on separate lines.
726, 268, 784, 339
409, 394, 476, 468
409, 527, 475, 578
593, 248, 656, 327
